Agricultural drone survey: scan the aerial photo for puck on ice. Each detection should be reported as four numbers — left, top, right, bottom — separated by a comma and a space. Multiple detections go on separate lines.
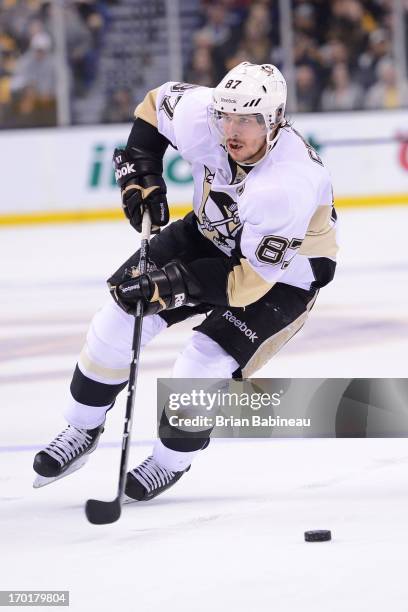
304, 530, 332, 542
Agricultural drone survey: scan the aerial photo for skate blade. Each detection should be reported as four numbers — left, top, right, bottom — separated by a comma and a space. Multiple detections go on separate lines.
122, 494, 139, 505
33, 456, 89, 489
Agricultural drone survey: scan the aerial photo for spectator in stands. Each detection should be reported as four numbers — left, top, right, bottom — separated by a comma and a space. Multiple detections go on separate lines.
222, 3, 273, 73
186, 46, 215, 87
295, 63, 320, 112
321, 62, 363, 111
2, 0, 407, 126
198, 2, 237, 47
70, 0, 107, 90
10, 31, 55, 97
357, 28, 391, 90
328, 0, 368, 64
293, 0, 331, 44
51, 2, 93, 96
102, 88, 132, 123
0, 0, 42, 53
9, 31, 56, 127
293, 31, 323, 79
317, 37, 351, 96
198, 1, 248, 83
0, 0, 107, 127
293, 3, 320, 43
364, 57, 408, 109
0, 28, 18, 120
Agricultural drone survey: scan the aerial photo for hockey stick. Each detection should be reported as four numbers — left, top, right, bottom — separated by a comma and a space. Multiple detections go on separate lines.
85, 211, 152, 524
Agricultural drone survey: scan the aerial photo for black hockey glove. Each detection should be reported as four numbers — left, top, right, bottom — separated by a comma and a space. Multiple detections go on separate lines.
113, 147, 169, 233
110, 261, 202, 316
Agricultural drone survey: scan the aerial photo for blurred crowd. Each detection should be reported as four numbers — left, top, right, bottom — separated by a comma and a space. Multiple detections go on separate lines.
187, 0, 408, 112
0, 0, 108, 127
0, 0, 407, 129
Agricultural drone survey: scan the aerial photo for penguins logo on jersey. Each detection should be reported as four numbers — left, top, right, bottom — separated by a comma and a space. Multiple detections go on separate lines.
198, 166, 242, 252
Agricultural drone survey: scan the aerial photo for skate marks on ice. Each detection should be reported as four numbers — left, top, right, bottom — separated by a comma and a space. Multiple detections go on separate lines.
4, 439, 408, 612
2, 208, 408, 384
301, 453, 408, 491
1, 310, 408, 386
28, 440, 408, 543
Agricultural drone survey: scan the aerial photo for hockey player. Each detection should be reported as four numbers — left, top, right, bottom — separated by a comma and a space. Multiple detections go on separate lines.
33, 62, 338, 500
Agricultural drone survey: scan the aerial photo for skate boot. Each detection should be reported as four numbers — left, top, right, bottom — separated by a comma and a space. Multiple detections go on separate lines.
125, 456, 190, 502
33, 424, 104, 488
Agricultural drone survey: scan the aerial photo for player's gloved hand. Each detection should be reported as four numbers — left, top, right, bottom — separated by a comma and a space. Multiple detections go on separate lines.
113, 147, 169, 233
110, 261, 201, 316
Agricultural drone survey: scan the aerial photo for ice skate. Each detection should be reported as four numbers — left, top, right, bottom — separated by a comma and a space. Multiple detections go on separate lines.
33, 424, 104, 488
124, 456, 190, 502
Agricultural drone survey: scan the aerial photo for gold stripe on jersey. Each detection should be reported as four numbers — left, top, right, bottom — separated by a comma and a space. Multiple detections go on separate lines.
242, 293, 317, 377
134, 88, 159, 128
197, 166, 217, 242
79, 345, 130, 382
227, 258, 274, 307
298, 205, 339, 259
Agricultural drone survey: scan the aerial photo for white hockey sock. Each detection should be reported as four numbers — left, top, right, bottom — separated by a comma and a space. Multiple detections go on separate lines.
63, 401, 109, 430
153, 439, 200, 472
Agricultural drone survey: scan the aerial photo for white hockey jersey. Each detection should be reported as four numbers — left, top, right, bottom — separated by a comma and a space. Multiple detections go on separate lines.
135, 82, 338, 307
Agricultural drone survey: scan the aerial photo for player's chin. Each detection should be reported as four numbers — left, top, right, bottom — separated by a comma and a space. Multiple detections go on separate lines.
227, 143, 247, 161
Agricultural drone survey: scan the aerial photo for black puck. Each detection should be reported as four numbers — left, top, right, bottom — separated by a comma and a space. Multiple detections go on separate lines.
304, 530, 332, 542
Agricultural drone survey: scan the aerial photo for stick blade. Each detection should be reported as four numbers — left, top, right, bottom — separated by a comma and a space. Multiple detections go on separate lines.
85, 498, 121, 525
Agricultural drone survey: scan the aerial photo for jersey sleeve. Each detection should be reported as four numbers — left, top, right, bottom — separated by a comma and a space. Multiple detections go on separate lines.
134, 82, 212, 161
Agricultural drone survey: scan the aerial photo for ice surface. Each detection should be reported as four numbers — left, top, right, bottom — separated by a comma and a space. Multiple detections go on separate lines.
1, 207, 408, 611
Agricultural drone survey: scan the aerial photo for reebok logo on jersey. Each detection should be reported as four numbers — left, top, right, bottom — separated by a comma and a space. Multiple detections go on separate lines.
222, 311, 258, 342
115, 162, 135, 181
